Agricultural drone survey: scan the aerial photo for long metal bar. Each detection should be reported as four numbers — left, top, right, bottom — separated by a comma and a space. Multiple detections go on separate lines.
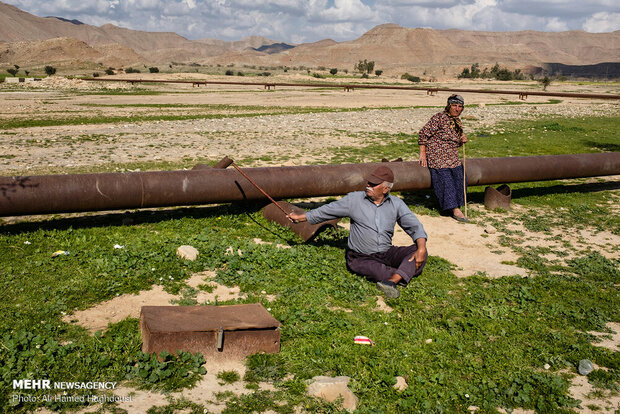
230, 161, 292, 217
82, 78, 620, 100
0, 153, 618, 217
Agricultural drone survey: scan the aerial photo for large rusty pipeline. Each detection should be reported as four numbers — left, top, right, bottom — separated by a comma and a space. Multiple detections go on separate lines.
0, 153, 618, 217
83, 78, 620, 100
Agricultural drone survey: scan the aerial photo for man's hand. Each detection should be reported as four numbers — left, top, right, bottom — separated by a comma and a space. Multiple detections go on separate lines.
461, 134, 468, 143
408, 238, 427, 270
287, 212, 306, 223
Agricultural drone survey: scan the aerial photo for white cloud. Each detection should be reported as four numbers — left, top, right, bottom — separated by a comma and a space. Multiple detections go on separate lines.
583, 12, 620, 32
543, 17, 569, 31
318, 0, 377, 22
3, 0, 620, 42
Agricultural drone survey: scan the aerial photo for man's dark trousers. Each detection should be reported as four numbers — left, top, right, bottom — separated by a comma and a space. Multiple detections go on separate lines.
346, 245, 427, 285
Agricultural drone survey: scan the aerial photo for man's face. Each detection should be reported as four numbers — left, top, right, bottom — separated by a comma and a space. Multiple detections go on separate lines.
448, 103, 464, 117
366, 181, 387, 199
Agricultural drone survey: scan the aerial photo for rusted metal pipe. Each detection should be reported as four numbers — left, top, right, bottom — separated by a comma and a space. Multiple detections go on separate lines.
0, 153, 618, 217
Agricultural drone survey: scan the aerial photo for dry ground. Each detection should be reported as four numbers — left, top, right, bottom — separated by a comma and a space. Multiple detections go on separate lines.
2, 75, 618, 413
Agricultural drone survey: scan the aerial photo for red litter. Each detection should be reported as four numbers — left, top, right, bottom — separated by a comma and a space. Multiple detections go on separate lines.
354, 336, 375, 346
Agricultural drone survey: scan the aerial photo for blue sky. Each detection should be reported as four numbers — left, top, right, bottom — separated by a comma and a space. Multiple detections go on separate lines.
4, 0, 619, 43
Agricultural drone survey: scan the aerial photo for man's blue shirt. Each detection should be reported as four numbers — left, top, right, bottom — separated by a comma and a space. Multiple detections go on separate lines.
306, 191, 427, 255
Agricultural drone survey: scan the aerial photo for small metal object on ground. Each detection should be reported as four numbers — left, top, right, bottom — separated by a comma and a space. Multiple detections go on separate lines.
192, 156, 233, 170
140, 303, 281, 359
262, 201, 340, 242
484, 184, 512, 210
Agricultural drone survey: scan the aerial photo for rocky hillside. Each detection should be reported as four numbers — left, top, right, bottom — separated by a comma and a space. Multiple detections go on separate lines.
1, 1, 618, 76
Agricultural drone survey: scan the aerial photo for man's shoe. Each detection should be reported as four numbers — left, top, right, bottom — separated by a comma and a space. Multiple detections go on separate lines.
452, 215, 469, 223
377, 281, 400, 298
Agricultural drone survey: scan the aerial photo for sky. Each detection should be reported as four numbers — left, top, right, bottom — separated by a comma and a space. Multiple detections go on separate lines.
4, 0, 620, 44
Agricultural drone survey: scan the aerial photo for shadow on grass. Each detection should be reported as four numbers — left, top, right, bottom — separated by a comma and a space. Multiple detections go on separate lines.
582, 140, 620, 152
0, 202, 266, 235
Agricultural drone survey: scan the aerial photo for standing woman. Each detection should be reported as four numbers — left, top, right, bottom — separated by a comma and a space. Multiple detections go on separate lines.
418, 94, 469, 222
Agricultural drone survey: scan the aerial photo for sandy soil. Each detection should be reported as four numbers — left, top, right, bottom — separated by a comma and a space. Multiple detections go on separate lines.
3, 75, 618, 413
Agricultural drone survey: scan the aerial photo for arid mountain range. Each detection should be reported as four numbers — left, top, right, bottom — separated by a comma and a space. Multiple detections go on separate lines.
1, 1, 618, 77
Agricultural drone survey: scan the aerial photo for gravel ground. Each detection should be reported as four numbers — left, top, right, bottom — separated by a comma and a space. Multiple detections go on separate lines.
0, 76, 618, 174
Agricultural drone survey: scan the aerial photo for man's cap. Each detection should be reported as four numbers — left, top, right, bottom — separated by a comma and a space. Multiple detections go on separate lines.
367, 165, 394, 185
448, 94, 464, 105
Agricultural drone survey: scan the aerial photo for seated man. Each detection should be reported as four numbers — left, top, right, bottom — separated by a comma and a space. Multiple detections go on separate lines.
288, 165, 428, 298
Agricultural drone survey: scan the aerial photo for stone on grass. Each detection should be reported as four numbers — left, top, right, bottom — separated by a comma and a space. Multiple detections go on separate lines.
176, 245, 199, 261
306, 376, 358, 412
394, 376, 408, 391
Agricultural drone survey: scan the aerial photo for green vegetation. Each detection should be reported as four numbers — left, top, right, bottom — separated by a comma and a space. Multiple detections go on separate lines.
0, 104, 381, 130
355, 59, 375, 75
467, 116, 620, 157
0, 188, 618, 412
401, 73, 421, 82
44, 66, 57, 76
458, 63, 526, 81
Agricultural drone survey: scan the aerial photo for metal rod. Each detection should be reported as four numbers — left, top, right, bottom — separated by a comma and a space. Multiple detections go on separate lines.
463, 144, 468, 218
230, 161, 292, 218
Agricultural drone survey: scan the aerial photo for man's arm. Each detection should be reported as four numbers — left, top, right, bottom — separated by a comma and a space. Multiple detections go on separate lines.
288, 193, 354, 224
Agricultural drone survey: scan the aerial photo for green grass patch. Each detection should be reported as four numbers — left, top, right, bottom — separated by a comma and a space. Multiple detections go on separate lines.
468, 116, 620, 157
1, 192, 618, 412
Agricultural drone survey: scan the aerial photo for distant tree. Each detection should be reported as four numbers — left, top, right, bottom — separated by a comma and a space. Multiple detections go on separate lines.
105, 68, 115, 75
495, 68, 513, 81
330, 68, 338, 75
225, 70, 234, 76
355, 59, 375, 75
14, 64, 20, 71
149, 67, 159, 73
7, 68, 18, 77
125, 67, 140, 74
458, 67, 471, 79
470, 63, 481, 78
375, 70, 383, 76
539, 75, 552, 91
401, 73, 420, 83
93, 72, 100, 77
459, 63, 482, 79
44, 66, 56, 76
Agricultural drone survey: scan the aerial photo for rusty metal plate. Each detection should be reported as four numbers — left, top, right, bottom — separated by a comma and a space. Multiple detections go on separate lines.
140, 303, 281, 359
262, 201, 340, 242
484, 184, 512, 210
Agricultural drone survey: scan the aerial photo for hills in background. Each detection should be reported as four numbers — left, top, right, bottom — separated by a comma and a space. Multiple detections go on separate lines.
0, 1, 618, 78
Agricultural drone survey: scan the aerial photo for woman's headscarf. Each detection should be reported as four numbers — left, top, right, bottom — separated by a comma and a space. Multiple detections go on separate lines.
444, 94, 464, 135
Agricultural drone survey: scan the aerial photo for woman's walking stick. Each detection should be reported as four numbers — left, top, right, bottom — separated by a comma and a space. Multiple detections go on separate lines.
462, 143, 468, 219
